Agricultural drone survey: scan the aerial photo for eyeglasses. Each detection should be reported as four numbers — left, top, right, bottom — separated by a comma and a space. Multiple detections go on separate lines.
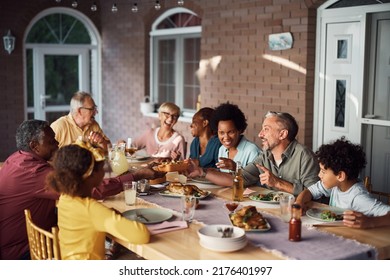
161, 111, 179, 120
81, 106, 98, 112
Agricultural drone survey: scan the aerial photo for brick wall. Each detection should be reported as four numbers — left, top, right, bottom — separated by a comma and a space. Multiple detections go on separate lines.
0, 0, 325, 161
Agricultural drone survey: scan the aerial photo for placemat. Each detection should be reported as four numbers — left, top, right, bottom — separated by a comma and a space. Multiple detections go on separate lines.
140, 191, 377, 260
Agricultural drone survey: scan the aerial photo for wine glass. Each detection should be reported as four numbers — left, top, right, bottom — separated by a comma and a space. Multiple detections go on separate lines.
125, 138, 138, 161
224, 200, 240, 214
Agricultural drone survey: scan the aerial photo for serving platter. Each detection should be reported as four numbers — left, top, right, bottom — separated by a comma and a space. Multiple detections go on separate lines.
159, 190, 212, 199
122, 208, 173, 224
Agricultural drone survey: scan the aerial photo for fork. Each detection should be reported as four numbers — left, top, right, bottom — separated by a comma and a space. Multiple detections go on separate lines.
217, 227, 233, 238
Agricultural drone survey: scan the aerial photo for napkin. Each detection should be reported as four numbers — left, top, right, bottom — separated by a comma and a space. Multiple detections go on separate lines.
146, 221, 188, 235
243, 188, 257, 197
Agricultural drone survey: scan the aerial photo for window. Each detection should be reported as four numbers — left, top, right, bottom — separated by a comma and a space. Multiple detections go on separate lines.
151, 8, 202, 113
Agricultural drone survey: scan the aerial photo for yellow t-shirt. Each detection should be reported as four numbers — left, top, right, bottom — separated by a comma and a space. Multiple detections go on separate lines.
50, 113, 109, 148
57, 195, 150, 260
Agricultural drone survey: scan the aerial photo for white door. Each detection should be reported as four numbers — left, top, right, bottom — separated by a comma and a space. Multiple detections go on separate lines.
33, 47, 90, 123
362, 12, 390, 193
322, 21, 362, 145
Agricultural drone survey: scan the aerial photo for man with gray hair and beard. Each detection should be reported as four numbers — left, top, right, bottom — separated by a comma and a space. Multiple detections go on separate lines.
51, 91, 111, 152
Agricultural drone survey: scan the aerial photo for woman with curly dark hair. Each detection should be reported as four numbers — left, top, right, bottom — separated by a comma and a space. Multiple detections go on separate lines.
46, 140, 150, 259
296, 137, 390, 229
210, 102, 261, 171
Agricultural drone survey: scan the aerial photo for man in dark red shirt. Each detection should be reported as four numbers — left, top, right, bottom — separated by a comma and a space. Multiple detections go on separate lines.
0, 120, 59, 259
0, 120, 164, 259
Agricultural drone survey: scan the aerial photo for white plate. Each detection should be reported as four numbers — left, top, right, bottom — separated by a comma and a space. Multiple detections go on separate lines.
190, 177, 215, 185
159, 190, 212, 200
122, 208, 173, 224
248, 191, 292, 204
127, 155, 151, 161
306, 207, 345, 222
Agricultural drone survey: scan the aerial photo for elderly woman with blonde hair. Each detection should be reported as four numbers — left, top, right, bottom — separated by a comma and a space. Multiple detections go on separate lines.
133, 102, 186, 160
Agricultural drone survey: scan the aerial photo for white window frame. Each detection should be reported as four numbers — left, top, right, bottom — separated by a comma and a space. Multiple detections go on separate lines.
150, 7, 201, 117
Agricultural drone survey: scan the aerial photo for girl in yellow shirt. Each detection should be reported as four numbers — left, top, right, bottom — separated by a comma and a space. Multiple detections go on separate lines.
46, 141, 150, 260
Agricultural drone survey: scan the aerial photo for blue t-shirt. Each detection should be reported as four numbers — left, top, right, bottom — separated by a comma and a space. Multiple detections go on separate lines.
189, 135, 221, 168
218, 135, 261, 170
308, 180, 390, 216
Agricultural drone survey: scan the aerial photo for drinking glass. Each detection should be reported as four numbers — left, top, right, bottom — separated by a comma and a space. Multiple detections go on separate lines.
123, 181, 137, 206
180, 195, 196, 223
280, 194, 295, 222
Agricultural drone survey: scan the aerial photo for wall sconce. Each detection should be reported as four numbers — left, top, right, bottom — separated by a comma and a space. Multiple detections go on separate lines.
3, 30, 15, 54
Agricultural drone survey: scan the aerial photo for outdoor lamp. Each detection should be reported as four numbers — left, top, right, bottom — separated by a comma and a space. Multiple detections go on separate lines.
3, 30, 15, 54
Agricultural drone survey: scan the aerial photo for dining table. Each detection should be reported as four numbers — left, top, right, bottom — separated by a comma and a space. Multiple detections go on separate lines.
101, 169, 390, 260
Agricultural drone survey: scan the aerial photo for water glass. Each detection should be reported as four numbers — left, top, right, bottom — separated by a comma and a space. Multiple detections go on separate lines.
180, 195, 196, 222
137, 179, 150, 193
280, 194, 295, 222
123, 181, 137, 206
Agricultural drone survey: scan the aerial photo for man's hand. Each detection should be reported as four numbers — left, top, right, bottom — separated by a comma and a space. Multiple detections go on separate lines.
88, 131, 110, 151
133, 167, 166, 181
257, 165, 279, 188
343, 210, 372, 229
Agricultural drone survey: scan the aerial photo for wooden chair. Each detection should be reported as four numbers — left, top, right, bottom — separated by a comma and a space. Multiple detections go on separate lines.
364, 176, 390, 205
24, 209, 61, 260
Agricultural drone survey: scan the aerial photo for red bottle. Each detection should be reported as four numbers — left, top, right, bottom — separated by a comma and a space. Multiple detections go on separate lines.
289, 204, 301, 241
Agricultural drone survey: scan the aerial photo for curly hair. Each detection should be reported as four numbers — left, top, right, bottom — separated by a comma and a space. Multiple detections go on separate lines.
16, 120, 50, 152
315, 137, 366, 180
210, 102, 247, 133
46, 145, 94, 197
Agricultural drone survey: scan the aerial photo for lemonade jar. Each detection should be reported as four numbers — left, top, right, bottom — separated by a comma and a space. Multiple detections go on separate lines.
109, 143, 129, 175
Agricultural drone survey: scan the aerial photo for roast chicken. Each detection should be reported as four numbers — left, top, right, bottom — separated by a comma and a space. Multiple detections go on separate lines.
230, 205, 268, 230
166, 182, 207, 196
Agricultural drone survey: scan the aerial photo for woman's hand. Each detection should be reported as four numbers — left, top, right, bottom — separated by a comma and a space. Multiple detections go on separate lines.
216, 157, 236, 171
170, 151, 181, 161
186, 159, 202, 178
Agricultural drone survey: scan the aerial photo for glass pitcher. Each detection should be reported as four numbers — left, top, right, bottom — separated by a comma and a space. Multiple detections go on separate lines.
109, 143, 129, 175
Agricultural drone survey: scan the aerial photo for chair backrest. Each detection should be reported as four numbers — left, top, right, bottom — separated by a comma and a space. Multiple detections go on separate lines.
24, 209, 61, 260
364, 176, 390, 205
